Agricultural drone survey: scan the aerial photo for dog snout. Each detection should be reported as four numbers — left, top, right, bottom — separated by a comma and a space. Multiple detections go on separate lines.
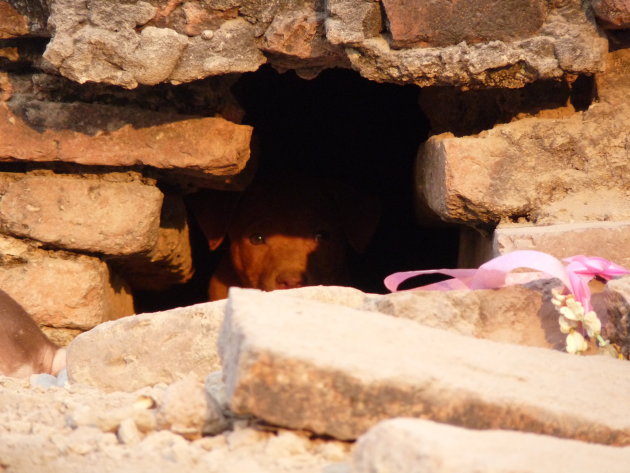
275, 270, 306, 290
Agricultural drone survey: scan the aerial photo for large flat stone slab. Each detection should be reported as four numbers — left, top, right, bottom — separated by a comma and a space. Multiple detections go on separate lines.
354, 418, 630, 473
220, 288, 630, 443
67, 301, 226, 392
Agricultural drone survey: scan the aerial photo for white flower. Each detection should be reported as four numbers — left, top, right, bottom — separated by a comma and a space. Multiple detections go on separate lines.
582, 311, 601, 338
566, 331, 588, 355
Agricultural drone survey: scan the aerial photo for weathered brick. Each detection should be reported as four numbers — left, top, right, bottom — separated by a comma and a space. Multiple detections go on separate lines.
0, 172, 162, 256
381, 0, 546, 47
0, 235, 133, 330
0, 96, 253, 186
460, 222, 630, 270
221, 288, 630, 443
417, 48, 629, 225
354, 418, 630, 473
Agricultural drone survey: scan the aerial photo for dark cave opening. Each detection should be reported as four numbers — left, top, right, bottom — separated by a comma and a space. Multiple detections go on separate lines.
135, 66, 461, 312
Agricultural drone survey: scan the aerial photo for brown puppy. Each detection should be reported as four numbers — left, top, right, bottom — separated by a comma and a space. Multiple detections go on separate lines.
190, 176, 380, 300
0, 289, 66, 378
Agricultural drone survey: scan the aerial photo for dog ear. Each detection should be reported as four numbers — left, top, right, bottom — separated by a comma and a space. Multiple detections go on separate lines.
186, 190, 240, 250
327, 182, 382, 253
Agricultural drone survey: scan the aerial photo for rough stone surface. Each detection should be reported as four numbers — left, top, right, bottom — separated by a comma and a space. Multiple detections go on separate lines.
43, 0, 265, 88
417, 46, 629, 226
0, 172, 163, 255
0, 1, 49, 38
591, 0, 630, 28
343, 3, 606, 88
278, 283, 566, 350
35, 0, 609, 89
66, 301, 226, 392
221, 288, 630, 443
381, 0, 547, 48
0, 2, 30, 38
0, 376, 350, 473
0, 74, 253, 186
460, 221, 630, 270
155, 374, 229, 440
0, 234, 133, 330
603, 276, 630, 358
111, 193, 194, 291
354, 418, 630, 473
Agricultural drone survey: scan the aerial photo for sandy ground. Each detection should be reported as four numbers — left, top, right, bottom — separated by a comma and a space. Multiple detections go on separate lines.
0, 375, 352, 473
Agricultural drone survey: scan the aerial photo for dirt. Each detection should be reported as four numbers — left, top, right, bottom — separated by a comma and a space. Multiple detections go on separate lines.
0, 375, 352, 473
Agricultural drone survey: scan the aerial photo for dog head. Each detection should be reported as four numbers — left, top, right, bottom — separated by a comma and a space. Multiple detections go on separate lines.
190, 176, 380, 294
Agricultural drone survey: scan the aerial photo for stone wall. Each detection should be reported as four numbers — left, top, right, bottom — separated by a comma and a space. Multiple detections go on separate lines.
0, 0, 629, 342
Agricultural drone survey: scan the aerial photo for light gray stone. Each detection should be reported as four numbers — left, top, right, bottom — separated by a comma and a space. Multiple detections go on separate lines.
220, 288, 630, 443
66, 301, 226, 392
354, 418, 630, 473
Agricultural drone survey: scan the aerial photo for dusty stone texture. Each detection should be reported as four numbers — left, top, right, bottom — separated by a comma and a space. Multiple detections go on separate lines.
67, 300, 227, 392
341, 2, 607, 88
110, 193, 194, 291
0, 0, 49, 38
221, 288, 630, 443
0, 172, 163, 255
591, 0, 630, 28
0, 85, 253, 186
40, 326, 83, 348
35, 0, 608, 89
43, 0, 266, 88
417, 46, 629, 227
603, 276, 630, 358
325, 0, 382, 45
354, 418, 630, 473
460, 222, 630, 270
416, 94, 629, 227
0, 234, 134, 330
288, 282, 565, 349
381, 0, 547, 48
261, 5, 350, 78
0, 2, 30, 38
155, 374, 229, 440
0, 376, 350, 473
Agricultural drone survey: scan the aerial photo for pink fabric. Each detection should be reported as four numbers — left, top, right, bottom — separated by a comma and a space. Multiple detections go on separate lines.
385, 250, 629, 312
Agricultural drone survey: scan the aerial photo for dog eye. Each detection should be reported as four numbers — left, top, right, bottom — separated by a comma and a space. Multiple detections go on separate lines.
314, 230, 331, 242
249, 234, 266, 245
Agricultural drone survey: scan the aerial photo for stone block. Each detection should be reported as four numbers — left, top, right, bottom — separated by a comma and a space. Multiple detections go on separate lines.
67, 301, 226, 392
354, 418, 630, 473
0, 1, 49, 38
0, 235, 133, 330
381, 0, 546, 47
0, 172, 163, 256
603, 276, 630, 358
250, 282, 565, 350
220, 288, 630, 443
325, 0, 382, 44
417, 105, 630, 226
459, 222, 630, 270
0, 93, 253, 186
344, 1, 606, 88
43, 0, 265, 88
110, 193, 194, 291
591, 0, 630, 28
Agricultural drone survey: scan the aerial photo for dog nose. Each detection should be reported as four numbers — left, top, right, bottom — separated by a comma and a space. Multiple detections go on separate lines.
275, 271, 306, 289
